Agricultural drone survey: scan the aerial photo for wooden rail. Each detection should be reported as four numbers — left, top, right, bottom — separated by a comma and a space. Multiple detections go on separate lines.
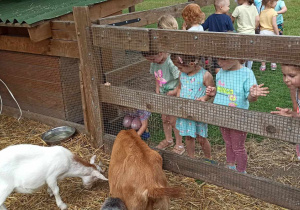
92, 25, 300, 65
99, 85, 300, 144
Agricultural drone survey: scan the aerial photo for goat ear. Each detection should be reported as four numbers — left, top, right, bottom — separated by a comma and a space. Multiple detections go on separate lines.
90, 155, 96, 164
96, 173, 108, 181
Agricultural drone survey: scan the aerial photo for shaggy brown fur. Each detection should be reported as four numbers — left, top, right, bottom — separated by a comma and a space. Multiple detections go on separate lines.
108, 130, 183, 210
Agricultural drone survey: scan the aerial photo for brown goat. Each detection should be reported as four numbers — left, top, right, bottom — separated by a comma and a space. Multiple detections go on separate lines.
108, 129, 182, 210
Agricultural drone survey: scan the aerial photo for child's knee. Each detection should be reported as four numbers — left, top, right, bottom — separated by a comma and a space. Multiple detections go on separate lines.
123, 115, 133, 128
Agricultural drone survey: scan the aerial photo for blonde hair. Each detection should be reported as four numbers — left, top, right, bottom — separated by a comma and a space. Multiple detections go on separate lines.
157, 15, 178, 30
182, 3, 205, 25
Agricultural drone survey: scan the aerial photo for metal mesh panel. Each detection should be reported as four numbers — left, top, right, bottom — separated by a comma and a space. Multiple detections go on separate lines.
83, 1, 300, 208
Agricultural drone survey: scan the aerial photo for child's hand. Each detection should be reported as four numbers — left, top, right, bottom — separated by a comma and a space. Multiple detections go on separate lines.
182, 21, 187, 30
166, 89, 177, 96
104, 82, 111, 86
206, 86, 216, 97
271, 107, 293, 117
196, 96, 208, 102
249, 84, 269, 101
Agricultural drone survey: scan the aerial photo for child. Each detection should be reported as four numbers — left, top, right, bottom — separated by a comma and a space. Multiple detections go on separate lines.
274, 0, 287, 35
201, 0, 234, 74
259, 0, 279, 71
142, 50, 184, 154
123, 109, 151, 140
271, 64, 300, 160
232, 0, 259, 70
170, 53, 215, 159
104, 82, 151, 140
206, 59, 269, 173
181, 3, 205, 31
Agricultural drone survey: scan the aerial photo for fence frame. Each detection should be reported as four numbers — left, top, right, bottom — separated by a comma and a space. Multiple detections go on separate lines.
73, 2, 300, 209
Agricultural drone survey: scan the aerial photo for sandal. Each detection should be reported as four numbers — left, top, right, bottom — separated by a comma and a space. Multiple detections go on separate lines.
156, 139, 174, 150
172, 145, 185, 155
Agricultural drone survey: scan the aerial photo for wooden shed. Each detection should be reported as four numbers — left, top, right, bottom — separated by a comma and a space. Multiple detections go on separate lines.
0, 0, 142, 126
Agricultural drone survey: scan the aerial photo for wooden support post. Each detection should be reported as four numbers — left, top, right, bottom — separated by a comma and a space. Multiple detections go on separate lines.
128, 6, 135, 13
73, 6, 104, 147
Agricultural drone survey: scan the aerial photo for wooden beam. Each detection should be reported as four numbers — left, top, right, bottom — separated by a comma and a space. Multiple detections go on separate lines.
105, 59, 149, 84
92, 25, 149, 51
97, 2, 189, 27
73, 6, 104, 147
100, 85, 300, 144
89, 0, 144, 21
103, 134, 300, 210
2, 105, 87, 134
92, 26, 300, 65
28, 22, 52, 42
52, 30, 77, 41
51, 21, 76, 31
128, 6, 135, 13
0, 35, 79, 58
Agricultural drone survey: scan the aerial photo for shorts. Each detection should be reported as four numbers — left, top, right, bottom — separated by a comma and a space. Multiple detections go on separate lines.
278, 23, 284, 35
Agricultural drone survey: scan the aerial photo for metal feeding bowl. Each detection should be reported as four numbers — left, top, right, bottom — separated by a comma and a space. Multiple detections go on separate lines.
41, 126, 76, 145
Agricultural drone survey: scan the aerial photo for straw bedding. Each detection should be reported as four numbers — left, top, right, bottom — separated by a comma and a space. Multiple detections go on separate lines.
0, 115, 292, 209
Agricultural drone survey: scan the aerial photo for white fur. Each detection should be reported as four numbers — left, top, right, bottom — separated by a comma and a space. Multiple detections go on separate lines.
0, 144, 108, 210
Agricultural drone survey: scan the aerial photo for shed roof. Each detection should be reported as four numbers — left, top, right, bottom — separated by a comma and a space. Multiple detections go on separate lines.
0, 0, 107, 25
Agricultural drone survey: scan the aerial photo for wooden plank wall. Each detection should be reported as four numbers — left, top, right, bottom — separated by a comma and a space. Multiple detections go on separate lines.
59, 57, 83, 123
0, 51, 65, 119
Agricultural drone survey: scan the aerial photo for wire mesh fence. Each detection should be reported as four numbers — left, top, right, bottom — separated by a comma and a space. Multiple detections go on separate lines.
74, 1, 300, 208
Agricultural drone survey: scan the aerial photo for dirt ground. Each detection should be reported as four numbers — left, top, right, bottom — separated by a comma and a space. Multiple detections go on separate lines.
0, 115, 294, 210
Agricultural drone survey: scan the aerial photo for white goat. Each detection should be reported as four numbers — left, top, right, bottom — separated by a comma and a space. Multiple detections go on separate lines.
0, 144, 108, 210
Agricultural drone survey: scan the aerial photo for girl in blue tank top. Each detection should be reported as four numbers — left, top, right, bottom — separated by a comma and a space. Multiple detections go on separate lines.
171, 53, 215, 159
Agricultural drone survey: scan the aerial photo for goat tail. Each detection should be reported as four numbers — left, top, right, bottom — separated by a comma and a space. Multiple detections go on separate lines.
148, 187, 184, 198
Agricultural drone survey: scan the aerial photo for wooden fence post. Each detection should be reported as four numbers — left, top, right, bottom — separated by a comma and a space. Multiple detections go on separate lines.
73, 6, 103, 147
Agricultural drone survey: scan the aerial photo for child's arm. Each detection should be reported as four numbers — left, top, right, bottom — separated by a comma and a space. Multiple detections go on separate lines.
167, 86, 178, 96
248, 84, 269, 102
155, 80, 160, 94
182, 21, 187, 30
272, 16, 279, 35
197, 71, 215, 101
206, 86, 216, 97
137, 119, 148, 136
176, 80, 181, 97
255, 15, 260, 28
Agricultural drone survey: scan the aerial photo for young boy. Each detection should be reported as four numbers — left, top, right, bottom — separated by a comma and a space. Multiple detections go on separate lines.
201, 0, 234, 74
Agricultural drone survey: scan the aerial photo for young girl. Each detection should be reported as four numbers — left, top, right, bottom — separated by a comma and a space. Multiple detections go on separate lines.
206, 59, 269, 173
170, 54, 215, 159
271, 64, 300, 160
141, 15, 185, 155
232, 0, 259, 70
259, 0, 279, 71
182, 3, 205, 31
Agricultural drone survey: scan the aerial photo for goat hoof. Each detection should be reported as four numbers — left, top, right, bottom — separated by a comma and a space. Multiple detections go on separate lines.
59, 203, 68, 210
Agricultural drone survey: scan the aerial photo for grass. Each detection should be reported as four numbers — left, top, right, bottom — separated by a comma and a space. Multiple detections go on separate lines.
123, 0, 300, 144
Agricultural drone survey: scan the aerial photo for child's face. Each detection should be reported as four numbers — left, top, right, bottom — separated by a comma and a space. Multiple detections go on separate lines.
271, 1, 278, 8
221, 0, 230, 13
144, 53, 167, 64
281, 65, 300, 88
172, 59, 195, 74
217, 59, 240, 70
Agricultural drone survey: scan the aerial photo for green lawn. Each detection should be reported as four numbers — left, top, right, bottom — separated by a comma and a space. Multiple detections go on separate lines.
124, 0, 300, 144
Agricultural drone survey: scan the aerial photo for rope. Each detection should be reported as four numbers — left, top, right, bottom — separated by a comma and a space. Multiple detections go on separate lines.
0, 79, 22, 121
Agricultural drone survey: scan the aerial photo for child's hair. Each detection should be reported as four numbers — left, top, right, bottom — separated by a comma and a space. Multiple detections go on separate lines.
281, 63, 300, 69
182, 3, 205, 25
170, 53, 202, 66
141, 51, 159, 57
214, 0, 228, 8
157, 15, 178, 30
262, 0, 277, 6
